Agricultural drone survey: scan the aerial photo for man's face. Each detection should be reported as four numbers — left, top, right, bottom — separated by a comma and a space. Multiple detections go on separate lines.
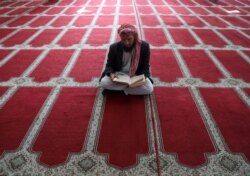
120, 33, 135, 49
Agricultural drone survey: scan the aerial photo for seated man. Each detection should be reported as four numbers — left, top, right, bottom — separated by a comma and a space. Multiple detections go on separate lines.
99, 24, 154, 95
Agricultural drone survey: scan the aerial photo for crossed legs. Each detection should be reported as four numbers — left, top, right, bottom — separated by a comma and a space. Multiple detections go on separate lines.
100, 76, 154, 95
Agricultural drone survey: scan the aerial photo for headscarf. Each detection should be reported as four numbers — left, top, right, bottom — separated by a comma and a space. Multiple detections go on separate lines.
117, 24, 142, 76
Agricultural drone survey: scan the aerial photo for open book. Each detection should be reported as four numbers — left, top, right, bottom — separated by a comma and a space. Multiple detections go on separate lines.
112, 72, 146, 87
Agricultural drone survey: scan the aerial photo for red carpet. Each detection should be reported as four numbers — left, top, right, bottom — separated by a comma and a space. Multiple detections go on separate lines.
193, 29, 227, 47
154, 88, 216, 167
144, 28, 169, 46
0, 50, 42, 81
200, 88, 250, 161
32, 88, 97, 166
87, 28, 112, 46
212, 50, 250, 82
151, 49, 183, 82
168, 28, 198, 46
57, 29, 86, 47
69, 49, 106, 82
179, 49, 224, 82
2, 29, 38, 46
97, 93, 149, 169
0, 87, 8, 97
0, 0, 249, 175
0, 88, 52, 155
0, 49, 13, 62
30, 49, 74, 82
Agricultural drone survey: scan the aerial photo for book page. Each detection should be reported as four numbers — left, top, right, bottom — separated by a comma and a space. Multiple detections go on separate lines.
113, 72, 130, 84
130, 74, 145, 87
130, 74, 144, 84
112, 72, 145, 87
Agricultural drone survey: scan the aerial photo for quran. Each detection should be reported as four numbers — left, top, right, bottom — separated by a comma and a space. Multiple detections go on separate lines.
112, 72, 146, 87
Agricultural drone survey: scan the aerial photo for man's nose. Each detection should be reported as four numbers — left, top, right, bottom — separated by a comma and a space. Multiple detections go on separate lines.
124, 40, 130, 45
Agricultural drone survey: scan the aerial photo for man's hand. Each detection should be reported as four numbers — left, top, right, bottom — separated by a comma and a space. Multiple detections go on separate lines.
110, 73, 117, 81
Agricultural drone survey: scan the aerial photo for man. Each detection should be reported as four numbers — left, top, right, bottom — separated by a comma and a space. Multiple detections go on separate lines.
99, 24, 154, 95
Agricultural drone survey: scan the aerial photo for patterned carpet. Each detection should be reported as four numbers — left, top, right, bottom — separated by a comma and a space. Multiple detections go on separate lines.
0, 0, 250, 175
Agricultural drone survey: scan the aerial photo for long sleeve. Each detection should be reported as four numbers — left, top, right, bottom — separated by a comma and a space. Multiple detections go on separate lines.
135, 41, 151, 77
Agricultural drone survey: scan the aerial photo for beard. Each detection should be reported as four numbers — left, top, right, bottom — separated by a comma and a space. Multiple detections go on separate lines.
122, 43, 135, 52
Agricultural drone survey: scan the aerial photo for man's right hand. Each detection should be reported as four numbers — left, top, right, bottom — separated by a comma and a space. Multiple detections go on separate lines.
110, 73, 117, 81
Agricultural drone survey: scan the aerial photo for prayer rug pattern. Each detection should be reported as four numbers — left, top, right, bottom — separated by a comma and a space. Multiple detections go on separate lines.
0, 0, 249, 175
